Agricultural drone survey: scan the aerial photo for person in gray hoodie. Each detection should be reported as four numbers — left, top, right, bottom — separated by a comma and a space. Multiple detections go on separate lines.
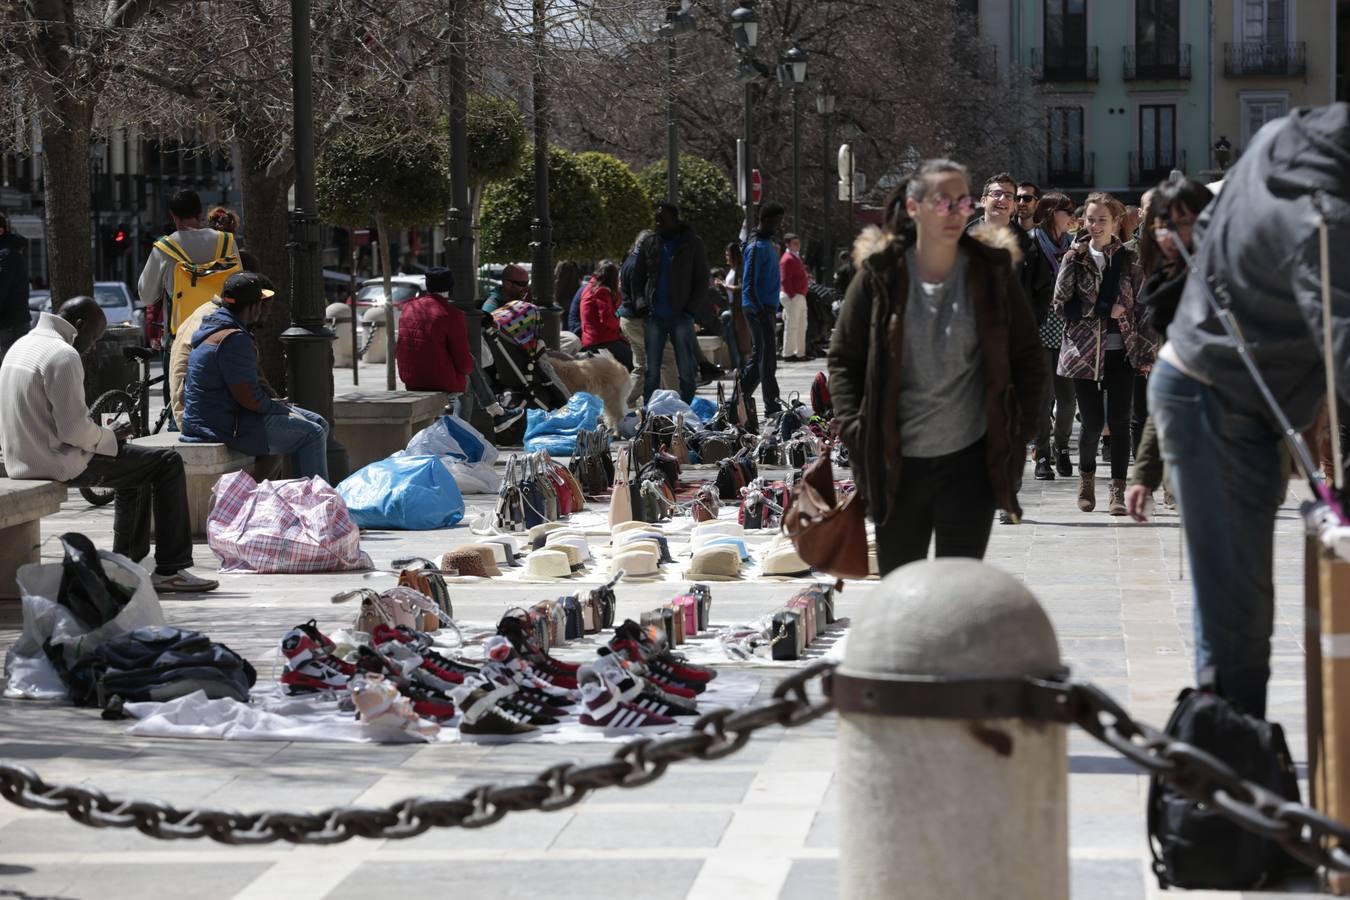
1150, 103, 1350, 719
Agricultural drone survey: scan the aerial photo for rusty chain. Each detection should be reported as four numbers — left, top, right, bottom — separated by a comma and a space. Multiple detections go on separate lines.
6, 661, 1350, 873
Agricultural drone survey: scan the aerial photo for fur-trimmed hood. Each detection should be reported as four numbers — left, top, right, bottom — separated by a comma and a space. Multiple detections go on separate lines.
851, 221, 1023, 270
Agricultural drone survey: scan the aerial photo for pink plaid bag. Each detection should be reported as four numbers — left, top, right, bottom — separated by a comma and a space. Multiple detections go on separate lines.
207, 471, 373, 574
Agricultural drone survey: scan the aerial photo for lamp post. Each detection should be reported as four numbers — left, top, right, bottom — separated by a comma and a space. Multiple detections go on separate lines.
1213, 135, 1233, 171
282, 0, 347, 480
816, 82, 835, 282
783, 45, 808, 232
530, 0, 558, 349
445, 0, 484, 417
662, 2, 694, 205
730, 1, 759, 230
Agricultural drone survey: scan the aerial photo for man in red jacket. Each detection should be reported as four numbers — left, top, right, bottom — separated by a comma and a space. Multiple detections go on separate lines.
396, 266, 522, 433
779, 233, 810, 361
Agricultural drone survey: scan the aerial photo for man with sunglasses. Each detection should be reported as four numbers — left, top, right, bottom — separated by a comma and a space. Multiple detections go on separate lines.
482, 264, 530, 314
1015, 182, 1040, 231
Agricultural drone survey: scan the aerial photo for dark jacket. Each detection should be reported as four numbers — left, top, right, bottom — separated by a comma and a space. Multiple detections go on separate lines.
396, 292, 472, 394
827, 223, 1046, 524
182, 307, 288, 456
631, 224, 709, 320
1169, 104, 1350, 430
567, 284, 585, 334
0, 232, 29, 330
967, 217, 1052, 324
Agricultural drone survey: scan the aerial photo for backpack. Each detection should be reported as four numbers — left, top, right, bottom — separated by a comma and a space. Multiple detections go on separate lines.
1146, 682, 1306, 890
154, 232, 242, 338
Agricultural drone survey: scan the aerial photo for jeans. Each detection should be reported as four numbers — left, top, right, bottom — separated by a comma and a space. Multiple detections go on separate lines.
643, 314, 699, 404
1034, 347, 1077, 460
1073, 348, 1134, 481
66, 444, 194, 573
265, 406, 330, 481
739, 307, 781, 412
720, 310, 744, 373
621, 315, 677, 405
781, 292, 808, 358
451, 368, 500, 420
1150, 359, 1286, 718
874, 439, 995, 575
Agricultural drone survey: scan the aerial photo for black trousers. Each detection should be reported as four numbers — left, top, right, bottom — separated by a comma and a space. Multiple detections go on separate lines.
1074, 348, 1134, 481
739, 308, 780, 412
875, 439, 995, 576
1131, 372, 1149, 458
586, 338, 633, 370
1034, 346, 1077, 460
66, 444, 194, 572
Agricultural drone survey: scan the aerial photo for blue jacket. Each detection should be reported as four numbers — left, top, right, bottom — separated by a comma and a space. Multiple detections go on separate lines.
741, 235, 781, 312
567, 284, 585, 334
181, 307, 288, 456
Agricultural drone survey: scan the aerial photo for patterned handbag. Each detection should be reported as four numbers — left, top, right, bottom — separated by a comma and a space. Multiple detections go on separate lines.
495, 455, 527, 532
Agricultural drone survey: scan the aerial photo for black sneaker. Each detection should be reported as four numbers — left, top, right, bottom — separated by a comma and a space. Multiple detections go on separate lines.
493, 406, 525, 434
454, 681, 541, 741
1034, 458, 1055, 480
1056, 449, 1073, 477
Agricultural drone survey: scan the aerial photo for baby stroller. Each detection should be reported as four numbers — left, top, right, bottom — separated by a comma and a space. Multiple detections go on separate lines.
481, 300, 569, 411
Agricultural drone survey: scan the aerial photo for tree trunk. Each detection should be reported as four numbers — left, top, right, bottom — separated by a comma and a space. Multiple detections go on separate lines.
470, 182, 484, 300
237, 140, 293, 392
41, 99, 95, 305
375, 214, 396, 391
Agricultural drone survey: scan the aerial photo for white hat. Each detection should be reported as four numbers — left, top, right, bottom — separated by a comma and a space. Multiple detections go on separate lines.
528, 522, 567, 542
614, 529, 662, 547
611, 547, 660, 579
550, 541, 586, 570
691, 531, 749, 553
613, 520, 659, 537
685, 545, 742, 581
480, 536, 522, 567
546, 533, 593, 562
691, 522, 745, 539
761, 543, 813, 577
523, 549, 573, 579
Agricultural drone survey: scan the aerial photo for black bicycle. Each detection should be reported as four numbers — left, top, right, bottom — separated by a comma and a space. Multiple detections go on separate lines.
82, 346, 172, 507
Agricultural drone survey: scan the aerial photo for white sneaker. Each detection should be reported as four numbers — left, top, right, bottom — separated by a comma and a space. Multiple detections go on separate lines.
151, 569, 219, 593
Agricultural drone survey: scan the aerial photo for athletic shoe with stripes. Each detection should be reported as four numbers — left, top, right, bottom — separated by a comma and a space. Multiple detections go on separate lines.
279, 622, 356, 694
577, 665, 679, 734
452, 678, 541, 741
592, 653, 698, 717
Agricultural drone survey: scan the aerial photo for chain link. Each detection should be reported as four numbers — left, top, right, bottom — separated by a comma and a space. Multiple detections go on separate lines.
0, 662, 836, 846
7, 660, 1350, 873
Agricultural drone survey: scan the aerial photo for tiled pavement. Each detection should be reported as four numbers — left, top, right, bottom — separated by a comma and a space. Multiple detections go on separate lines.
0, 357, 1329, 898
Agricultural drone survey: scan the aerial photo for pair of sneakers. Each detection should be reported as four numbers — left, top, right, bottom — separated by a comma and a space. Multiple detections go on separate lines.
576, 663, 685, 735
279, 620, 357, 694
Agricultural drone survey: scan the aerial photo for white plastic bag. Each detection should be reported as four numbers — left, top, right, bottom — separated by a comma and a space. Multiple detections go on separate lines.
646, 389, 696, 420
4, 552, 165, 700
401, 414, 501, 494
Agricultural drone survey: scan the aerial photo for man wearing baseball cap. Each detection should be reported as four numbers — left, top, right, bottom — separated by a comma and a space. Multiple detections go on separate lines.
181, 272, 331, 480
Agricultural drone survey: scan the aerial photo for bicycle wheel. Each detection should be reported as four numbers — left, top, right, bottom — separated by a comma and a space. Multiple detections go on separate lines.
80, 389, 136, 508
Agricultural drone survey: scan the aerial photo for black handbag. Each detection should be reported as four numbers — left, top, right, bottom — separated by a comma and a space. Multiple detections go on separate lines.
56, 533, 134, 629
560, 594, 584, 640
770, 609, 805, 661
495, 456, 527, 532
589, 573, 619, 630
693, 430, 738, 464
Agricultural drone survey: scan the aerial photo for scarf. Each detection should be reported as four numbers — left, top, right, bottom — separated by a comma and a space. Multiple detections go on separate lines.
1032, 228, 1070, 276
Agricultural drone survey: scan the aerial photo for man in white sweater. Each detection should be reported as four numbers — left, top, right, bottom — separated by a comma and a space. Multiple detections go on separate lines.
0, 297, 217, 592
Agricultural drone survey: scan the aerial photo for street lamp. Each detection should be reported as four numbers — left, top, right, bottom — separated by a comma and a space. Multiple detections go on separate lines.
662, 2, 695, 206
782, 45, 808, 231
445, 0, 484, 420
816, 82, 836, 282
282, 0, 347, 480
730, 1, 759, 229
1213, 135, 1233, 171
530, 0, 558, 349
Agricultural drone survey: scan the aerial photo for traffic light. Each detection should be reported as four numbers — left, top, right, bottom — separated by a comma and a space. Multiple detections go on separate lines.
110, 223, 130, 255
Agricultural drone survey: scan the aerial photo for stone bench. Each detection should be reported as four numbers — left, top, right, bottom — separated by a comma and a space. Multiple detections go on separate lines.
333, 390, 449, 472
0, 478, 68, 600
131, 432, 255, 537
698, 334, 731, 369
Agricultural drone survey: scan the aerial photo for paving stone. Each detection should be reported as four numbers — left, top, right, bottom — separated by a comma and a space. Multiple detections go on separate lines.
328, 860, 702, 900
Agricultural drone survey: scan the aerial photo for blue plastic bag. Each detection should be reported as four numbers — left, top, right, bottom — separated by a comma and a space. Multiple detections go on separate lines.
336, 455, 465, 530
525, 391, 604, 455
690, 397, 717, 423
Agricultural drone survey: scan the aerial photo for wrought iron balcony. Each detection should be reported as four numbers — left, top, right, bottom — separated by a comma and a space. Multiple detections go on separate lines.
1032, 46, 1099, 82
1046, 152, 1094, 188
1223, 41, 1306, 77
1130, 149, 1187, 187
1124, 43, 1191, 80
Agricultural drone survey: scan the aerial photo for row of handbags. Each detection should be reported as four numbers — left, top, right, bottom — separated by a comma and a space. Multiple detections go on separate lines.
502, 575, 619, 652
610, 443, 679, 527
496, 451, 586, 533
569, 426, 616, 496
333, 585, 444, 635
639, 584, 713, 647
715, 449, 759, 500
770, 583, 836, 661
756, 432, 816, 468
707, 378, 759, 435
739, 479, 792, 530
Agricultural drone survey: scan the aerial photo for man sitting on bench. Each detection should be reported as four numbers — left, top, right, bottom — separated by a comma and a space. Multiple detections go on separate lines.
0, 297, 218, 593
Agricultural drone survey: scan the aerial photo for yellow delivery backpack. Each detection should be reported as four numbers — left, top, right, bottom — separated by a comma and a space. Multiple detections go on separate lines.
153, 231, 242, 337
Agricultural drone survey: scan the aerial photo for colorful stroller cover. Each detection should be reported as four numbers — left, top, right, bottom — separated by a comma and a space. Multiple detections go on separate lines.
490, 300, 540, 353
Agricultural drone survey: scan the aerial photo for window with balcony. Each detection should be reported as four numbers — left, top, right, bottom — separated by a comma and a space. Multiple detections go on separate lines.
1040, 0, 1096, 81
1134, 105, 1177, 185
1240, 92, 1289, 148
1047, 106, 1090, 186
1226, 0, 1304, 76
1126, 0, 1189, 79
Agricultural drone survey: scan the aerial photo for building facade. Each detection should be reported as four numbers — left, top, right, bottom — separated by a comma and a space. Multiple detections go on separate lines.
975, 0, 1340, 196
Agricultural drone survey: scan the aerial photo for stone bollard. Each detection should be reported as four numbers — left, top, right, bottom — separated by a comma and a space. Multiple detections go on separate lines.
361, 305, 387, 364
835, 559, 1068, 900
327, 303, 356, 368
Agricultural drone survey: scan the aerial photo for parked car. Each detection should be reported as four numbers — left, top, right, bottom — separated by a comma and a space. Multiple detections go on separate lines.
346, 274, 426, 312
26, 282, 141, 329
477, 262, 532, 300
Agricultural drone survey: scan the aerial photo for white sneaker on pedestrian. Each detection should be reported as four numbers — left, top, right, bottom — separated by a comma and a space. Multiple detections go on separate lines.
151, 570, 219, 593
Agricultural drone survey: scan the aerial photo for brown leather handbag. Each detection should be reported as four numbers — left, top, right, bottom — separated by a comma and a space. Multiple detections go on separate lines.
782, 446, 869, 580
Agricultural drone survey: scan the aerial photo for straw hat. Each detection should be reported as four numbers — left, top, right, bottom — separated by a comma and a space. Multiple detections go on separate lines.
550, 541, 586, 571
547, 534, 593, 564
440, 548, 489, 579
701, 535, 750, 561
523, 549, 573, 580
685, 545, 742, 581
614, 530, 673, 563
761, 543, 813, 577
691, 522, 744, 539
456, 543, 504, 577
613, 520, 659, 537
610, 546, 660, 579
528, 521, 567, 542
480, 537, 522, 567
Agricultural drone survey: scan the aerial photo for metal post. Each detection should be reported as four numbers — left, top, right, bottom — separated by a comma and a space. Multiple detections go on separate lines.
791, 86, 800, 232
743, 80, 755, 230
666, 18, 678, 206
821, 107, 832, 281
531, 0, 558, 349
281, 0, 348, 482
349, 241, 359, 384
446, 0, 481, 402
836, 559, 1068, 899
